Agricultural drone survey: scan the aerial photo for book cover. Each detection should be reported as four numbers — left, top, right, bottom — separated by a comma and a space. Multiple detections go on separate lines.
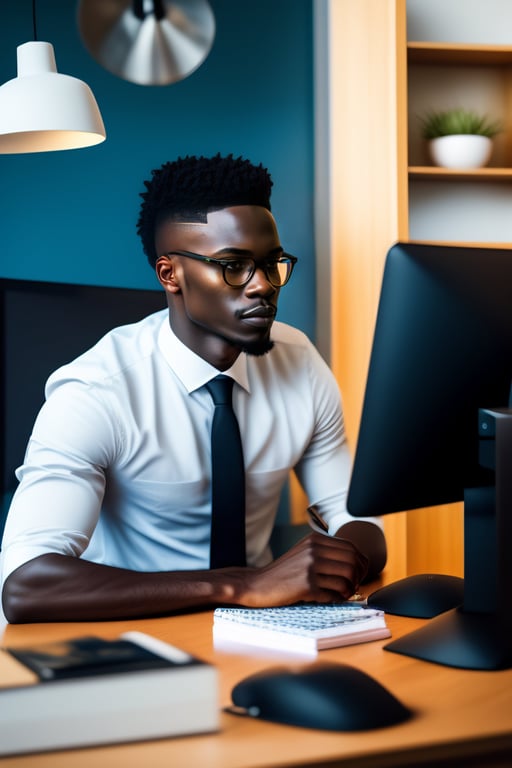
213, 604, 391, 656
0, 631, 218, 756
9, 634, 180, 680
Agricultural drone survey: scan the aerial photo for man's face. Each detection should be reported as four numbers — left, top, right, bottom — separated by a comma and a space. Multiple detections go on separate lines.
155, 206, 284, 369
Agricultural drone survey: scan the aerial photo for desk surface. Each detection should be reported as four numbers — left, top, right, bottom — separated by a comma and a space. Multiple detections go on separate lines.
1, 604, 511, 768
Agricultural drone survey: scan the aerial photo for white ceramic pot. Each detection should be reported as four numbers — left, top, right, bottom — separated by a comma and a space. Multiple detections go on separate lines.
428, 134, 493, 169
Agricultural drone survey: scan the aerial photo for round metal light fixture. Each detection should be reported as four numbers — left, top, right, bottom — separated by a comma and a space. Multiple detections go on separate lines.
77, 0, 216, 86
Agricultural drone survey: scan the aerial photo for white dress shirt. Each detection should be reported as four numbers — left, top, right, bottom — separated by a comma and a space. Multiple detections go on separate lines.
1, 310, 380, 582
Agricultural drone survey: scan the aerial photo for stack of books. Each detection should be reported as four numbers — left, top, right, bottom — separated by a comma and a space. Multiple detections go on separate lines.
0, 631, 218, 756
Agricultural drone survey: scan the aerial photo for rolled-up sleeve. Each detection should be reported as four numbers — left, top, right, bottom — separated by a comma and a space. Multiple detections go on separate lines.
294, 343, 383, 534
1, 381, 116, 583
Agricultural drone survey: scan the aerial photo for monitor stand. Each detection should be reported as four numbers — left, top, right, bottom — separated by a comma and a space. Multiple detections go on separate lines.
367, 572, 464, 619
384, 604, 512, 670
384, 407, 512, 670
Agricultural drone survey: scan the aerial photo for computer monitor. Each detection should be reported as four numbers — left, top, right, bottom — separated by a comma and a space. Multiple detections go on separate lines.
0, 277, 166, 538
347, 242, 512, 670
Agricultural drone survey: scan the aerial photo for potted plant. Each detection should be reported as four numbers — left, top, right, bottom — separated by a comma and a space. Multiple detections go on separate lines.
420, 108, 501, 169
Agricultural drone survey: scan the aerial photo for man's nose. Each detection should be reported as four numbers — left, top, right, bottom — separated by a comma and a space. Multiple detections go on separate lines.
245, 265, 277, 295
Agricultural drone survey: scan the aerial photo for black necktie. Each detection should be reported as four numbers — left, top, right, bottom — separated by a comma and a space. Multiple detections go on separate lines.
205, 375, 246, 568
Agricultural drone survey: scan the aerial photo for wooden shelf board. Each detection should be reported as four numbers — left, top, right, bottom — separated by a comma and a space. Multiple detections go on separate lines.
409, 166, 512, 181
403, 238, 512, 250
408, 41, 512, 66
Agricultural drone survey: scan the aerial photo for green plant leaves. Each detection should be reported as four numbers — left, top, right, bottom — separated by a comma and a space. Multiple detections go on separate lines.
420, 108, 501, 139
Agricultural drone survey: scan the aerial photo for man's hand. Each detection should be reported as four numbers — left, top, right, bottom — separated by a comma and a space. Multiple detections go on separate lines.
238, 532, 368, 607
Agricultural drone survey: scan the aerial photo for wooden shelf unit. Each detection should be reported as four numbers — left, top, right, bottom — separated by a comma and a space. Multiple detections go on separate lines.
407, 35, 512, 251
407, 39, 512, 178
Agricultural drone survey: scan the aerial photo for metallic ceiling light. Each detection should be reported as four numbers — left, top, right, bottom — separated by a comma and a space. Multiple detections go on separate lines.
0, 0, 106, 154
77, 0, 216, 86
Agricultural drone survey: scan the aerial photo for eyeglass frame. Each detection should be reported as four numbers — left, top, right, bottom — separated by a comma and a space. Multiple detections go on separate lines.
162, 249, 298, 288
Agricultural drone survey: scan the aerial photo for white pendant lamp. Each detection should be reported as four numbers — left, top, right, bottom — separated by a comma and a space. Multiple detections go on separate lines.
0, 4, 106, 154
78, 0, 215, 86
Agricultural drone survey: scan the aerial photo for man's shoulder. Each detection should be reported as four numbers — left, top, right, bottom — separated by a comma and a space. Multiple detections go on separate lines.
266, 321, 335, 386
271, 320, 313, 349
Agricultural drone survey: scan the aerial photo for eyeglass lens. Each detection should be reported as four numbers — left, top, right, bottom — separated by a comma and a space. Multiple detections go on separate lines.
224, 258, 293, 287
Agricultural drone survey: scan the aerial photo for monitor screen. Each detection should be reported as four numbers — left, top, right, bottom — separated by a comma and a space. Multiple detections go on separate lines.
348, 242, 512, 517
346, 242, 512, 670
0, 278, 166, 527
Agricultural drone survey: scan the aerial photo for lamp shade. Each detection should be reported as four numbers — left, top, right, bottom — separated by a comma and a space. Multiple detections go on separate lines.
0, 41, 106, 154
78, 0, 215, 86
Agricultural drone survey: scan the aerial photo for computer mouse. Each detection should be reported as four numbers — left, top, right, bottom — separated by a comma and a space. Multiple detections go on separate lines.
367, 573, 464, 619
229, 662, 412, 731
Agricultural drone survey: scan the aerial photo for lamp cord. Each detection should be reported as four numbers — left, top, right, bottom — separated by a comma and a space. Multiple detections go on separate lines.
32, 0, 38, 41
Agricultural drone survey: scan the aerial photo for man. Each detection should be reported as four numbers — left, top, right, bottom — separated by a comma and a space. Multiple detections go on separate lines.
1, 154, 386, 623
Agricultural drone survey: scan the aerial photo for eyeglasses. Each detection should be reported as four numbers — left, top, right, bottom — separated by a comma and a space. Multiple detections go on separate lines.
164, 249, 297, 288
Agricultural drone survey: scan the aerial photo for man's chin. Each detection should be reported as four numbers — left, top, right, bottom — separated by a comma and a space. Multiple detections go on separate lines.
239, 338, 274, 356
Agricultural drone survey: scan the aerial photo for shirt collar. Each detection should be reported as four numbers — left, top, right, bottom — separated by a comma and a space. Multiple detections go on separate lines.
157, 314, 250, 394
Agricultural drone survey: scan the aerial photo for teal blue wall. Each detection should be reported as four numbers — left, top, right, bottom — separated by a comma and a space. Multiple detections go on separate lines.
0, 0, 315, 339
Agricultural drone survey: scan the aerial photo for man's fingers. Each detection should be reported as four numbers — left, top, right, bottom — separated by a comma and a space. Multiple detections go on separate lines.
300, 533, 368, 579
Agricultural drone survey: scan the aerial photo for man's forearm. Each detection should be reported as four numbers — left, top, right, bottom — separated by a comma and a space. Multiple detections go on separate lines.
1, 554, 245, 623
2, 529, 378, 623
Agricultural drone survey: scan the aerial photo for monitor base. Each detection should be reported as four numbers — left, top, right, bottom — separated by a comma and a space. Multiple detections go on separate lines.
384, 606, 512, 670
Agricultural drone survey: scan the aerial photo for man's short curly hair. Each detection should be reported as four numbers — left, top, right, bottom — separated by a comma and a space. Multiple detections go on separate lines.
137, 153, 273, 268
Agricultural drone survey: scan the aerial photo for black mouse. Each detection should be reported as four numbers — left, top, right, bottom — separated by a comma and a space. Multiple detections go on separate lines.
367, 573, 464, 619
229, 662, 412, 731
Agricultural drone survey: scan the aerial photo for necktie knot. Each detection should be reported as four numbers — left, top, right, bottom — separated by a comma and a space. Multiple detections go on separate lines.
205, 375, 234, 406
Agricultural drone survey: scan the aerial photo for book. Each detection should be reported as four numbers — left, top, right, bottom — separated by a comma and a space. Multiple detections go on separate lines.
0, 631, 218, 756
213, 604, 391, 656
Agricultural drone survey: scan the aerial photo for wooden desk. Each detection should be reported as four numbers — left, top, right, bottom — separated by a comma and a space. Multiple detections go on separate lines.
1, 609, 511, 768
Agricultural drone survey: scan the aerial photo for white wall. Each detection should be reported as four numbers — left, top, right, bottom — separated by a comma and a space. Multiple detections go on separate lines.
407, 0, 512, 44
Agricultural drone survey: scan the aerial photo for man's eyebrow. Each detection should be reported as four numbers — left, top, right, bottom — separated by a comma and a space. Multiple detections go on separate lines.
213, 246, 284, 258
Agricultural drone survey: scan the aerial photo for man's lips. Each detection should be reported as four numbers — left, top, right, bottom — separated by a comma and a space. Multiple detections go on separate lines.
238, 304, 277, 320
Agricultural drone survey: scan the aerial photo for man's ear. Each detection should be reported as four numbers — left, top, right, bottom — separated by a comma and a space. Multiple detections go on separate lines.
155, 256, 181, 294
